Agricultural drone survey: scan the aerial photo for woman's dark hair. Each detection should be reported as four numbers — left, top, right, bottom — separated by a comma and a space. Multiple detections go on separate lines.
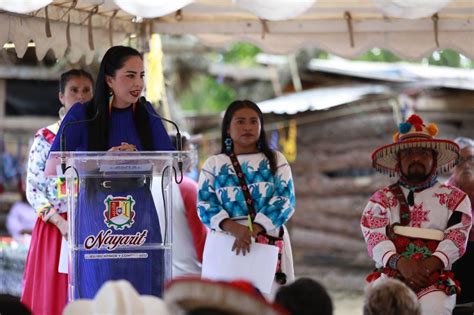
220, 100, 277, 175
87, 45, 153, 151
0, 294, 31, 315
59, 69, 94, 94
187, 308, 233, 315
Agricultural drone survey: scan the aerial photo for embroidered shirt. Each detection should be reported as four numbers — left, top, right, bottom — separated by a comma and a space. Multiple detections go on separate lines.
446, 176, 474, 242
361, 181, 472, 269
26, 122, 67, 221
197, 151, 295, 232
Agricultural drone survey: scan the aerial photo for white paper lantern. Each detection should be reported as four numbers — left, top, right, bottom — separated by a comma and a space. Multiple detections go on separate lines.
0, 0, 52, 14
373, 0, 452, 19
235, 0, 316, 21
113, 0, 193, 18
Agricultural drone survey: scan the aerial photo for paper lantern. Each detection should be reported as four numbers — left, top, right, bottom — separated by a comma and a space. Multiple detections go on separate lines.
114, 0, 193, 18
373, 0, 452, 19
235, 0, 316, 21
0, 0, 52, 14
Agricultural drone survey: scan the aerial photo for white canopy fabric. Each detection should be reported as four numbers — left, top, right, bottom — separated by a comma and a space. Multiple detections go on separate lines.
0, 0, 473, 63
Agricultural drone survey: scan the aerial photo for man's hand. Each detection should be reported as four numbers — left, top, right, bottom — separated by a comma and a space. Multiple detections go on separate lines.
421, 256, 444, 274
397, 257, 430, 289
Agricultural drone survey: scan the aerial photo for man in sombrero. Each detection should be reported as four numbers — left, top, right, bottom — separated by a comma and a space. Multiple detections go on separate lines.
361, 114, 472, 315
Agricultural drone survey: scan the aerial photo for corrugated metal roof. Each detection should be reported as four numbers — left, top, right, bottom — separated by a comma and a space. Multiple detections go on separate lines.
258, 84, 391, 114
309, 59, 474, 90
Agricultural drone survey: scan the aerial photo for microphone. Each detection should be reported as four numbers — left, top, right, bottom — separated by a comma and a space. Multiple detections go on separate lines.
59, 106, 100, 173
139, 96, 183, 183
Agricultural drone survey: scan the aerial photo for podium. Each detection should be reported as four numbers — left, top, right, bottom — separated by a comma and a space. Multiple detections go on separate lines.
47, 151, 189, 300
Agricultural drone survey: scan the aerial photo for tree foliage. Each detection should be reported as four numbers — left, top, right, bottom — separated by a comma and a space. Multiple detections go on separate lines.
179, 74, 236, 113
179, 44, 473, 113
355, 48, 402, 63
427, 49, 473, 68
178, 43, 260, 113
222, 42, 262, 66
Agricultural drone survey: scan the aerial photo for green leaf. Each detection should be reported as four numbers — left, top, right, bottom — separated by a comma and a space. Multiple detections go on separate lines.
179, 75, 237, 113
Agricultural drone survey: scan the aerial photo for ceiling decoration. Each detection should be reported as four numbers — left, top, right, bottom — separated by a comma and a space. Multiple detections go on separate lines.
373, 0, 452, 19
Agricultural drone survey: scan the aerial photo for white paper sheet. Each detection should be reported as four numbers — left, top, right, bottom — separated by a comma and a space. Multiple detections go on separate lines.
201, 232, 278, 294
58, 237, 68, 274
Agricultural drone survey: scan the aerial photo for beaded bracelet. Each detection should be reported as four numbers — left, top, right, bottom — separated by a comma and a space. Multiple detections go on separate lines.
388, 253, 402, 270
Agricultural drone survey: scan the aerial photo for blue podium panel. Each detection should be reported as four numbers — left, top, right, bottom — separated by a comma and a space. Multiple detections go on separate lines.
47, 151, 189, 300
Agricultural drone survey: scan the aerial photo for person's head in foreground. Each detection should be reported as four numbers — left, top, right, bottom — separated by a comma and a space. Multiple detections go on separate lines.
63, 280, 170, 315
164, 278, 288, 315
274, 277, 333, 315
363, 277, 421, 315
0, 294, 31, 315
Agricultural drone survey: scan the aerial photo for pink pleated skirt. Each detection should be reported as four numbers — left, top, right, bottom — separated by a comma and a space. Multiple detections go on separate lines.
21, 214, 68, 315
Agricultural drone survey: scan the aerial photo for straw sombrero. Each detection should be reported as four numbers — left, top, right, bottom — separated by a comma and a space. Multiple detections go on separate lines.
164, 278, 288, 315
372, 114, 459, 176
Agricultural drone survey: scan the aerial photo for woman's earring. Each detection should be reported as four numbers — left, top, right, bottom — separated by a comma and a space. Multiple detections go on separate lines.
225, 137, 233, 152
58, 106, 66, 120
257, 139, 263, 150
108, 91, 114, 115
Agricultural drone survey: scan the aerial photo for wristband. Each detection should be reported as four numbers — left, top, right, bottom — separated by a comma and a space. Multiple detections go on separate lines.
388, 253, 402, 270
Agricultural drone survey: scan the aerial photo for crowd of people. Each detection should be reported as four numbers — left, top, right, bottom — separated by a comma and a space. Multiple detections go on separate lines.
0, 45, 472, 315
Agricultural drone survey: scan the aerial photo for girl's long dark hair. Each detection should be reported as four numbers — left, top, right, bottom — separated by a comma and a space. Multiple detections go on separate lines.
87, 46, 153, 151
220, 100, 277, 175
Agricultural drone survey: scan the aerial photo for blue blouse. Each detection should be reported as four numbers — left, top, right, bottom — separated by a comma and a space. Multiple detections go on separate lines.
197, 152, 295, 232
50, 101, 174, 152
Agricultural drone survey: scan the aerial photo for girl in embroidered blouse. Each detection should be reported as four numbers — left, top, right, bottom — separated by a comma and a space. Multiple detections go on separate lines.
197, 100, 296, 292
23, 69, 94, 315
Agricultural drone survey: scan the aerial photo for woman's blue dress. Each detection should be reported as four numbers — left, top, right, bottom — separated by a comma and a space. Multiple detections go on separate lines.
50, 102, 173, 298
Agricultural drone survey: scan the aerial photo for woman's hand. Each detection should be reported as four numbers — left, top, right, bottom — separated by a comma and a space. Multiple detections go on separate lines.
251, 223, 265, 238
49, 213, 68, 240
108, 142, 137, 152
221, 219, 253, 256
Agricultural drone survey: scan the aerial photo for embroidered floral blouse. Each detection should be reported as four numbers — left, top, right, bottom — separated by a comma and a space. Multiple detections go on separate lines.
360, 182, 472, 269
197, 151, 295, 232
26, 122, 67, 221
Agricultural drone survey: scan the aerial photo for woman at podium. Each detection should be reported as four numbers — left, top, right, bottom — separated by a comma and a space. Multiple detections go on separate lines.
49, 46, 174, 299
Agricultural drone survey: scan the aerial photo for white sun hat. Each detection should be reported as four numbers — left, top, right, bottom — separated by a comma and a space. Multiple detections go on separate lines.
63, 280, 170, 315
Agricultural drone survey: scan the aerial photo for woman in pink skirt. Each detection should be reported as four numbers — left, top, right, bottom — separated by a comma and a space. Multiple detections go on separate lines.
22, 69, 93, 315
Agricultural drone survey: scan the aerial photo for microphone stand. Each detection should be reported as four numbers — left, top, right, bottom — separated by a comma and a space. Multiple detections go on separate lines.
140, 96, 183, 184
